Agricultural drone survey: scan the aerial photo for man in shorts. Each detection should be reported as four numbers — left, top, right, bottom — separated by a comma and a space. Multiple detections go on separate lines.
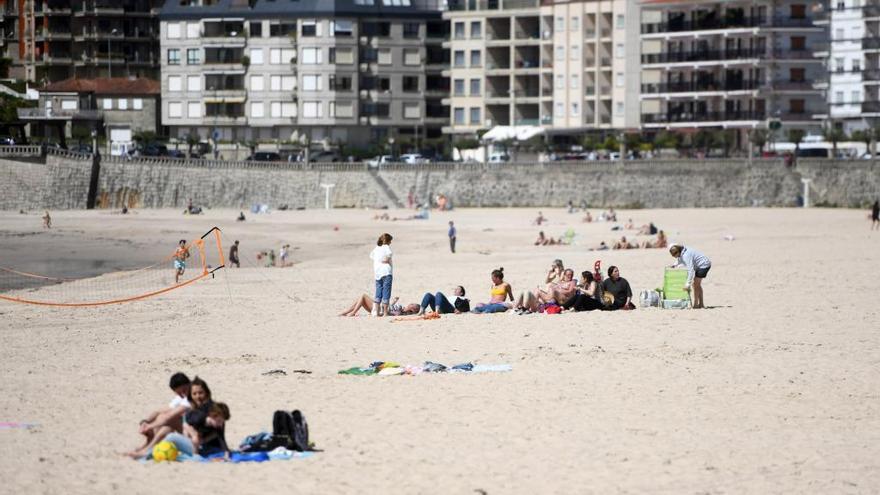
174, 239, 190, 284
669, 243, 711, 309
229, 240, 240, 268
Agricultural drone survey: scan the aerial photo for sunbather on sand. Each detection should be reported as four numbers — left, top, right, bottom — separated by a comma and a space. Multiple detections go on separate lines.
640, 230, 667, 249
612, 236, 634, 250
125, 373, 191, 457
582, 211, 593, 223
535, 231, 558, 245
637, 222, 659, 235
126, 376, 213, 458
472, 268, 513, 314
339, 294, 419, 316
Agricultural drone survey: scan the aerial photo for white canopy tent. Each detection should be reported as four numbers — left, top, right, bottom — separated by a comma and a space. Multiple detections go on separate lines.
481, 125, 546, 142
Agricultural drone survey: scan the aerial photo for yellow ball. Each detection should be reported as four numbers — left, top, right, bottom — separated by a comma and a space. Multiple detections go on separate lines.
152, 440, 179, 462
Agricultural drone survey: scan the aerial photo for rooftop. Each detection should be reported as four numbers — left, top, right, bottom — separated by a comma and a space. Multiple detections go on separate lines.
41, 78, 161, 96
160, 0, 445, 20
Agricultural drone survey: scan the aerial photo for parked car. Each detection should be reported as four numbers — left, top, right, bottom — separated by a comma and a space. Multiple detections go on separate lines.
139, 143, 168, 157
246, 151, 282, 162
400, 153, 429, 164
0, 137, 16, 146
310, 150, 342, 162
367, 155, 398, 167
488, 152, 510, 163
608, 152, 621, 160
167, 149, 186, 159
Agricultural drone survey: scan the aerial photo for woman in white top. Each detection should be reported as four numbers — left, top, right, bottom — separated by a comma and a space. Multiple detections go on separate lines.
370, 233, 394, 316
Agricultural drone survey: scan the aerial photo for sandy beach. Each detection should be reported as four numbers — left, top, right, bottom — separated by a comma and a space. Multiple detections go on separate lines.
1, 206, 879, 494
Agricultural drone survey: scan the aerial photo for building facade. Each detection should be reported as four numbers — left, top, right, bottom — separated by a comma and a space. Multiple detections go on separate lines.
640, 0, 826, 144
814, 0, 880, 133
159, 0, 447, 151
442, 0, 641, 140
2, 0, 161, 83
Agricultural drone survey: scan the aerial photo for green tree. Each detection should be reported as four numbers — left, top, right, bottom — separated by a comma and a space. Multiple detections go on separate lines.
749, 129, 769, 154
602, 135, 619, 152
185, 133, 200, 159
822, 125, 847, 157
654, 130, 680, 150
624, 133, 642, 152
580, 134, 599, 151
694, 129, 715, 154
453, 137, 480, 150
851, 129, 872, 157
787, 129, 806, 153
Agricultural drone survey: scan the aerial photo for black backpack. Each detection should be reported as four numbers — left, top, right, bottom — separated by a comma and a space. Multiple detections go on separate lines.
271, 410, 310, 452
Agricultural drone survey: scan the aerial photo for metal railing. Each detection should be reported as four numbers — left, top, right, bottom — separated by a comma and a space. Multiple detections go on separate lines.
642, 49, 763, 64
642, 16, 819, 34
641, 80, 761, 93
642, 111, 766, 123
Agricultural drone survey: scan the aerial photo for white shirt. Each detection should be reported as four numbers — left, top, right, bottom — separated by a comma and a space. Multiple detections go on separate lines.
169, 395, 191, 409
370, 244, 393, 280
674, 246, 711, 285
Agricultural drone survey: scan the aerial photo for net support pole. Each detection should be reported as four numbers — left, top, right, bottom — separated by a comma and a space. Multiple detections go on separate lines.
801, 178, 811, 208
86, 141, 101, 209
321, 183, 335, 210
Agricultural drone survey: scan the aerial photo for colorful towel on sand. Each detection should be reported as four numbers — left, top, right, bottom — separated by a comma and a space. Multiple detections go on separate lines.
392, 312, 441, 322
338, 361, 512, 376
0, 422, 38, 430
143, 447, 313, 464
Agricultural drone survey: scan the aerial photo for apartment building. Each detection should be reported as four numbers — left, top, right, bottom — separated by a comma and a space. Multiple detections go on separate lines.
442, 0, 641, 139
640, 0, 826, 144
2, 0, 162, 83
159, 0, 447, 150
814, 0, 880, 133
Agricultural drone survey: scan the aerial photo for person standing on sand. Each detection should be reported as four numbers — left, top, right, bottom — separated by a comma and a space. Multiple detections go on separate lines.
173, 239, 190, 284
370, 233, 394, 317
669, 243, 711, 309
448, 221, 457, 253
872, 200, 879, 230
42, 210, 51, 229
228, 240, 240, 268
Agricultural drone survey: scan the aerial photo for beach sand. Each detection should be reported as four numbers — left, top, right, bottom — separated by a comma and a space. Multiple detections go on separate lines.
1, 207, 879, 494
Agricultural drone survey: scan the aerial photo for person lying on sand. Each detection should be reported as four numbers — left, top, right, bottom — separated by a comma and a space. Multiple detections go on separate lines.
640, 230, 667, 249
581, 211, 593, 223
535, 231, 559, 246
637, 222, 658, 235
339, 294, 419, 317
417, 286, 470, 315
472, 268, 513, 314
612, 236, 634, 250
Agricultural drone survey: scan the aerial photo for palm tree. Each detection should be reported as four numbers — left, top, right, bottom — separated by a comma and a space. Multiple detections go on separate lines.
185, 133, 200, 160
749, 129, 769, 155
787, 129, 805, 153
822, 125, 847, 157
851, 129, 872, 158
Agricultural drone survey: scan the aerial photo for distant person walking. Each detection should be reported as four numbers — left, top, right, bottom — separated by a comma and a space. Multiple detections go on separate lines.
872, 200, 879, 230
669, 243, 711, 309
370, 233, 394, 317
228, 240, 240, 268
42, 210, 51, 229
448, 221, 457, 253
173, 239, 190, 284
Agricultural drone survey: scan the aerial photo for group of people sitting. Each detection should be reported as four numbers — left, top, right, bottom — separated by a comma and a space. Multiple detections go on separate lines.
582, 208, 618, 223
339, 259, 636, 317
590, 222, 667, 251
126, 373, 230, 460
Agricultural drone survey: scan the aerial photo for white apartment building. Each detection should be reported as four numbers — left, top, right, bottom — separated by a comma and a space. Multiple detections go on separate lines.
814, 0, 880, 133
159, 0, 447, 150
640, 0, 826, 145
443, 0, 641, 141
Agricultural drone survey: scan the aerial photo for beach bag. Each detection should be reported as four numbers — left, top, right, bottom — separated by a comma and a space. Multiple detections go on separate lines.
271, 410, 310, 452
639, 290, 660, 308
544, 304, 562, 314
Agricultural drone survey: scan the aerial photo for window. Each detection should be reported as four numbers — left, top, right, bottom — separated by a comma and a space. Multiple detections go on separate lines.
570, 74, 578, 89
167, 49, 180, 65
835, 57, 845, 73
835, 91, 844, 104
403, 76, 419, 92
790, 4, 806, 19
118, 98, 128, 110
616, 102, 624, 114
555, 46, 564, 61
555, 16, 564, 31
361, 21, 390, 37
250, 48, 264, 65
187, 75, 200, 92
469, 107, 480, 124
791, 36, 805, 51
570, 44, 579, 61
168, 102, 182, 118
790, 99, 805, 113
270, 102, 281, 117
103, 98, 113, 110
470, 21, 482, 39
301, 48, 321, 64
250, 21, 262, 38
362, 102, 389, 117
270, 75, 281, 91
571, 103, 579, 116
187, 22, 200, 39
250, 75, 264, 91
616, 43, 624, 58
334, 47, 354, 64
378, 48, 392, 65
168, 75, 182, 92
571, 17, 579, 31
332, 20, 353, 36
470, 78, 481, 96
269, 22, 297, 37
616, 14, 625, 29
335, 102, 354, 118
453, 107, 465, 124
835, 28, 844, 40
61, 100, 77, 110
404, 49, 420, 66
403, 22, 420, 39
404, 102, 421, 119
302, 19, 318, 37
303, 101, 323, 118
854, 59, 862, 72
454, 22, 465, 39
167, 23, 181, 39
852, 90, 861, 103
616, 72, 624, 87
555, 74, 564, 89
454, 50, 465, 67
790, 68, 805, 82
269, 48, 296, 64
187, 102, 201, 118
187, 48, 200, 65
250, 101, 264, 118
302, 75, 322, 91
133, 98, 143, 110
555, 102, 563, 117
282, 102, 296, 117
454, 79, 465, 96
470, 50, 481, 67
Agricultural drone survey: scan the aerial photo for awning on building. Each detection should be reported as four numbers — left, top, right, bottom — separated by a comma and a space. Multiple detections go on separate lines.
481, 126, 546, 142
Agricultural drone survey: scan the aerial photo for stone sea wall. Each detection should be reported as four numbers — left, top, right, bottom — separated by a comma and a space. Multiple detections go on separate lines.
1, 154, 878, 210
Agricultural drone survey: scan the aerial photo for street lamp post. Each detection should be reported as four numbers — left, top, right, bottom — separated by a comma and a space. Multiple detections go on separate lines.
107, 28, 118, 78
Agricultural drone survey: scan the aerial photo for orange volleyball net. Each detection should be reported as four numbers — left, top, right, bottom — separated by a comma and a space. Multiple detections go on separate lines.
0, 227, 225, 307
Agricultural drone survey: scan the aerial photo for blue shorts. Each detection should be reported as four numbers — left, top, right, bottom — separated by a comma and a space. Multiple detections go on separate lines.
174, 260, 185, 270
375, 275, 392, 304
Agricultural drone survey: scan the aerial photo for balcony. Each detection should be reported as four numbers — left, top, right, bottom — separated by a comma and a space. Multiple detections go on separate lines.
642, 110, 766, 124
641, 16, 818, 35
18, 108, 103, 120
641, 80, 760, 94
447, 0, 541, 12
642, 48, 763, 64
864, 37, 880, 50
862, 101, 880, 113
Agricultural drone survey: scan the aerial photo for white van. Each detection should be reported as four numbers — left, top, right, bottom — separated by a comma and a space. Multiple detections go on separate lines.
488, 152, 510, 163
